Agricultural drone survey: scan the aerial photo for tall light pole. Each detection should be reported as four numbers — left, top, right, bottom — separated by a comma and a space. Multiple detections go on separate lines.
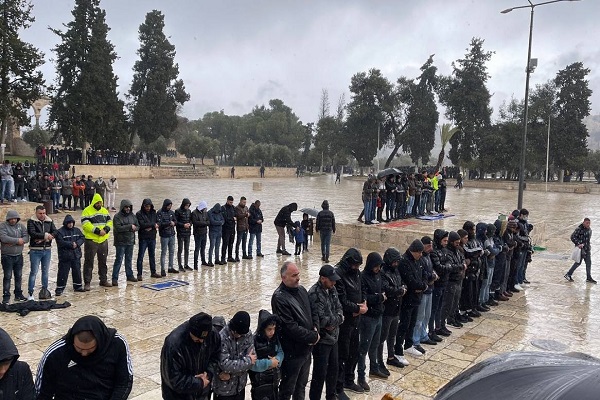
501, 0, 581, 209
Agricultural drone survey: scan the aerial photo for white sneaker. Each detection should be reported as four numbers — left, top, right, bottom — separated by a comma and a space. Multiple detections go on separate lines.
404, 346, 424, 357
394, 354, 410, 366
27, 295, 34, 301
514, 284, 524, 291
371, 220, 379, 224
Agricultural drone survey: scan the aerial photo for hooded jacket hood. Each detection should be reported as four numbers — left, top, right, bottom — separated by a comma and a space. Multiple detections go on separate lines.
180, 198, 191, 209
338, 247, 363, 273
433, 229, 449, 249
364, 252, 383, 275
0, 327, 19, 369
119, 199, 133, 214
289, 203, 298, 212
463, 221, 476, 239
197, 200, 208, 211
62, 214, 76, 227
476, 222, 488, 242
64, 315, 117, 365
5, 210, 20, 222
161, 199, 173, 211
321, 200, 329, 210
211, 203, 222, 213
91, 192, 103, 207
383, 247, 402, 266
255, 309, 280, 339
140, 198, 154, 211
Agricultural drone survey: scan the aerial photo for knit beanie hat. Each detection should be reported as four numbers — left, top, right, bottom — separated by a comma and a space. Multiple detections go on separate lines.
229, 311, 250, 334
408, 239, 424, 253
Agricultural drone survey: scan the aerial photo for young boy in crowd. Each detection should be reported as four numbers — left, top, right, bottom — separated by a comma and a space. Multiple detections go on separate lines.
249, 310, 283, 400
293, 221, 306, 256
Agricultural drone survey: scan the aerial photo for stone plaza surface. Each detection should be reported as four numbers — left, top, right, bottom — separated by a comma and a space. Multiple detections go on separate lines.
1, 175, 599, 399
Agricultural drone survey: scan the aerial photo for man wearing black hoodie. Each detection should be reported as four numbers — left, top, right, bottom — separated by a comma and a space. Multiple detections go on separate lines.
429, 230, 452, 340
358, 252, 388, 388
316, 200, 335, 263
221, 196, 236, 263
334, 248, 367, 398
157, 199, 177, 274
111, 199, 139, 286
36, 315, 133, 400
274, 203, 298, 256
54, 214, 85, 296
136, 199, 161, 278
0, 327, 34, 400
175, 198, 193, 271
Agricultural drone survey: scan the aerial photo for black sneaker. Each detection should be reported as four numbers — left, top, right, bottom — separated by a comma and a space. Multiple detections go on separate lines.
14, 294, 27, 301
421, 339, 438, 346
344, 381, 364, 394
2, 297, 8, 304
386, 358, 404, 368
358, 379, 371, 391
276, 249, 282, 254
565, 273, 574, 282
587, 277, 597, 284
369, 369, 388, 380
256, 253, 264, 257
429, 333, 443, 342
184, 266, 193, 271
377, 363, 391, 376
281, 250, 291, 256
414, 345, 426, 354
161, 270, 167, 277
448, 320, 463, 328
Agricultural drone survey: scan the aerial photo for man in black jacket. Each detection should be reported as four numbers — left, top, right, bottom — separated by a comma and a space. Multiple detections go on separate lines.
271, 261, 319, 400
157, 199, 177, 274
393, 240, 428, 366
0, 327, 34, 400
308, 264, 343, 400
136, 198, 161, 278
191, 201, 210, 268
175, 198, 193, 271
111, 199, 139, 286
334, 248, 367, 398
429, 230, 452, 340
36, 315, 133, 400
248, 200, 264, 258
27, 205, 59, 300
221, 196, 236, 263
566, 217, 595, 283
161, 312, 221, 400
274, 203, 297, 256
316, 200, 336, 263
54, 214, 85, 296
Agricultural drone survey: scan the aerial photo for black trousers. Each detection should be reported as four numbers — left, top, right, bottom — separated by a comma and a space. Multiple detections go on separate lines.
310, 342, 338, 400
56, 258, 83, 293
279, 352, 311, 400
215, 392, 245, 400
460, 277, 479, 311
193, 233, 207, 266
336, 317, 359, 392
394, 302, 418, 355
221, 229, 235, 260
177, 235, 190, 268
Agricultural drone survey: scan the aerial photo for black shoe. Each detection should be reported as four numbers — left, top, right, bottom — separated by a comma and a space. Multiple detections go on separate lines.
1, 298, 8, 304
161, 270, 167, 277
234, 257, 240, 262
55, 291, 63, 297
194, 265, 198, 270
281, 250, 291, 256
468, 310, 481, 317
377, 363, 391, 376
564, 274, 574, 282
242, 255, 252, 260
151, 273, 162, 278
487, 299, 499, 306
476, 305, 489, 312
256, 253, 264, 257
358, 379, 370, 392
429, 333, 443, 342
439, 327, 453, 336
386, 358, 404, 368
207, 262, 214, 267
457, 314, 471, 323
178, 267, 186, 272
227, 258, 236, 263
448, 320, 463, 328
168, 268, 179, 274
422, 339, 438, 346
14, 294, 28, 301
344, 381, 364, 394
201, 261, 208, 266
184, 266, 193, 271
587, 277, 598, 284
74, 288, 86, 293
276, 249, 282, 254
336, 391, 350, 400
523, 279, 530, 284
369, 369, 388, 380
414, 345, 426, 354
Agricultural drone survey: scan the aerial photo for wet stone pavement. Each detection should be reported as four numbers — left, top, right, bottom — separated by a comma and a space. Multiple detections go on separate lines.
2, 175, 600, 399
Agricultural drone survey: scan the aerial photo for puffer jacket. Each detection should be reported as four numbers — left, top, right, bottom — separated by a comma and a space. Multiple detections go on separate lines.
334, 248, 364, 320
160, 320, 221, 400
55, 215, 84, 262
221, 203, 236, 231
447, 241, 466, 282
113, 199, 139, 246
381, 248, 405, 317
308, 280, 343, 346
362, 252, 386, 318
271, 282, 318, 357
157, 199, 176, 238
316, 205, 335, 233
398, 250, 428, 307
431, 229, 452, 286
175, 198, 192, 237
191, 205, 210, 236
27, 213, 59, 250
421, 251, 435, 294
213, 325, 255, 397
274, 203, 297, 228
248, 204, 264, 234
208, 203, 225, 234
136, 198, 157, 241
249, 310, 284, 396
234, 204, 249, 232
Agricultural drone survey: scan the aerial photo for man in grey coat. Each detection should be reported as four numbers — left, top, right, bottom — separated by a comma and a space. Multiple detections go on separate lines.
111, 199, 139, 286
0, 210, 29, 303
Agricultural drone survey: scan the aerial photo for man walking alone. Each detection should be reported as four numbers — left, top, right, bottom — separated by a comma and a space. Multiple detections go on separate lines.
565, 218, 595, 283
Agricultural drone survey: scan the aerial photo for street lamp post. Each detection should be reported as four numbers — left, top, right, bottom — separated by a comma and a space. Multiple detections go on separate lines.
501, 0, 581, 209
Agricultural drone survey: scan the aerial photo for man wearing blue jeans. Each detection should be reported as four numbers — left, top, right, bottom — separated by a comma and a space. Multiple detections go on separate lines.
0, 160, 13, 203
248, 200, 263, 258
316, 200, 336, 263
27, 205, 58, 300
136, 198, 160, 278
111, 199, 139, 286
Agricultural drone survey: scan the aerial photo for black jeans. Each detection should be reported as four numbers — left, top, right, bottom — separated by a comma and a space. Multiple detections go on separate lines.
2, 254, 24, 300
441, 280, 462, 323
177, 235, 190, 268
194, 233, 207, 266
215, 392, 245, 400
378, 315, 399, 363
429, 286, 446, 331
221, 229, 235, 260
56, 258, 83, 293
279, 352, 311, 400
310, 342, 338, 400
336, 317, 359, 392
394, 303, 418, 355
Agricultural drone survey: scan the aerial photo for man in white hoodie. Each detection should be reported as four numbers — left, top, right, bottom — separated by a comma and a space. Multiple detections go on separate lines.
105, 175, 118, 211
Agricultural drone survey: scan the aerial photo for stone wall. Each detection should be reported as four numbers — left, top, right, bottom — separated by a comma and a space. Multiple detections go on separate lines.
214, 166, 296, 179
67, 165, 297, 179
454, 179, 600, 194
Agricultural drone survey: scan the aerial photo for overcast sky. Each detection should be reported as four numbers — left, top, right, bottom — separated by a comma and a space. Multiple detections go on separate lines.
21, 0, 600, 126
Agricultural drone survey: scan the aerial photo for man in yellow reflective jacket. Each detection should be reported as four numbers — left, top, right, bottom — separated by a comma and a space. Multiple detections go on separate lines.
81, 193, 113, 291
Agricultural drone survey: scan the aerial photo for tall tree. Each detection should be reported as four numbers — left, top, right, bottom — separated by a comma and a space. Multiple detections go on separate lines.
439, 37, 493, 165
49, 0, 127, 149
129, 10, 189, 144
551, 62, 591, 170
0, 0, 44, 149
